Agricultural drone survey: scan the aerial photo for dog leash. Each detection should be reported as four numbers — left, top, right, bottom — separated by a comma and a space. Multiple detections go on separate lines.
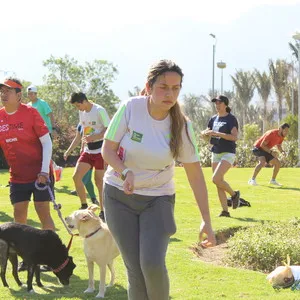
34, 181, 76, 242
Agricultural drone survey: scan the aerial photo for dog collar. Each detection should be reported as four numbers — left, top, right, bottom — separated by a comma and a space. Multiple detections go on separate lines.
52, 258, 70, 273
85, 227, 101, 239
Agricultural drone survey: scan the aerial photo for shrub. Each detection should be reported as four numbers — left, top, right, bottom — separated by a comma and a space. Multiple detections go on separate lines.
225, 218, 300, 272
243, 123, 261, 146
52, 120, 80, 166
198, 139, 212, 167
0, 148, 9, 169
235, 139, 299, 168
282, 114, 298, 141
235, 142, 257, 167
278, 140, 299, 167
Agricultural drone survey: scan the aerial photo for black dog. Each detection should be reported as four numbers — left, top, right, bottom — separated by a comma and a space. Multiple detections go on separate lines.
0, 222, 76, 292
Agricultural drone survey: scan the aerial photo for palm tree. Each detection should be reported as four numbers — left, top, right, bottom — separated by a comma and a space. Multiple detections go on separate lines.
269, 59, 290, 122
289, 42, 299, 60
253, 70, 271, 132
231, 70, 255, 130
128, 86, 142, 97
182, 94, 212, 136
288, 44, 299, 114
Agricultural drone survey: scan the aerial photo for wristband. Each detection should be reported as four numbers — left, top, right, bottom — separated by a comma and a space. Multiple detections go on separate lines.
121, 168, 131, 181
38, 172, 49, 178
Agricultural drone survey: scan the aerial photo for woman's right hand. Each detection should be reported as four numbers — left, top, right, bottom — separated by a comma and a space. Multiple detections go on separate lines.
63, 151, 69, 161
123, 171, 134, 195
199, 221, 216, 248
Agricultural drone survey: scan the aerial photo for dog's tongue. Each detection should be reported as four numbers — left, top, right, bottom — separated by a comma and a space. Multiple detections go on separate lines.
291, 266, 300, 281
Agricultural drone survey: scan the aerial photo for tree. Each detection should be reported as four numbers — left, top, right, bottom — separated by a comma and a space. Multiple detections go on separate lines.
269, 59, 290, 121
243, 123, 261, 146
128, 86, 142, 97
282, 113, 298, 141
182, 94, 212, 137
42, 55, 120, 122
231, 70, 255, 130
289, 42, 299, 60
253, 70, 271, 132
287, 48, 299, 114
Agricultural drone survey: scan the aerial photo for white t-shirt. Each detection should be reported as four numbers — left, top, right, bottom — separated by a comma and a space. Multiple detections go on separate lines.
103, 96, 200, 196
79, 103, 110, 154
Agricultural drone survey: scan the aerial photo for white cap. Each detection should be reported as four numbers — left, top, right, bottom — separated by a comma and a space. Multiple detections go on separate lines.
27, 85, 37, 93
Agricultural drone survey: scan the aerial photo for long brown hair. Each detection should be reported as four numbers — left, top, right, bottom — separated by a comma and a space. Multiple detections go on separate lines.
147, 59, 190, 159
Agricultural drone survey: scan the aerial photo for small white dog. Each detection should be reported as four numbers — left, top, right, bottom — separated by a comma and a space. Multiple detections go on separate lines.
267, 255, 300, 289
65, 205, 119, 298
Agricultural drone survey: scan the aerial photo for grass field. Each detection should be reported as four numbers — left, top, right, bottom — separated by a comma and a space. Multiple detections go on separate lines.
0, 167, 300, 299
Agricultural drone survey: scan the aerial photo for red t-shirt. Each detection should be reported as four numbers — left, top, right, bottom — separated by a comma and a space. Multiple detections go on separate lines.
0, 104, 49, 183
254, 129, 284, 149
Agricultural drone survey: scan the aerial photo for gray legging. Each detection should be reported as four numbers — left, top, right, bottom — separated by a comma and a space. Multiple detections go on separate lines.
104, 183, 176, 300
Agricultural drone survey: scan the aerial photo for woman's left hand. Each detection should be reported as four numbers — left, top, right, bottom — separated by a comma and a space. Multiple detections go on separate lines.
123, 171, 134, 195
205, 130, 218, 137
37, 172, 49, 185
199, 221, 216, 248
83, 135, 94, 143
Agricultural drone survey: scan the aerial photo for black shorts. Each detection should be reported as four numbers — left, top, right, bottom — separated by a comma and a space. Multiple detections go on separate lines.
252, 147, 274, 163
10, 177, 54, 205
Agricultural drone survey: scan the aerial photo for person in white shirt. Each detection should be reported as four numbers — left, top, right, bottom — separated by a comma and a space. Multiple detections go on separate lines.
69, 92, 110, 221
102, 60, 216, 300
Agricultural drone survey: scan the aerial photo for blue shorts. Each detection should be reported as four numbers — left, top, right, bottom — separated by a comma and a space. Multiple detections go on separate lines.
10, 178, 54, 205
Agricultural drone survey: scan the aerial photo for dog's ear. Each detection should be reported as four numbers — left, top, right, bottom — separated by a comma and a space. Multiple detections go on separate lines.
88, 204, 100, 212
79, 212, 92, 222
284, 255, 290, 267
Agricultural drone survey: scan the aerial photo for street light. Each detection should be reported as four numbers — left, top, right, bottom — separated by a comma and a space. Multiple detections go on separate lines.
292, 31, 300, 166
209, 33, 217, 98
217, 61, 226, 94
0, 70, 15, 78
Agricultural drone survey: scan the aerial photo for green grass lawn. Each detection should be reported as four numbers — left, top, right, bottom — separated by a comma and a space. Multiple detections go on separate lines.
0, 167, 299, 299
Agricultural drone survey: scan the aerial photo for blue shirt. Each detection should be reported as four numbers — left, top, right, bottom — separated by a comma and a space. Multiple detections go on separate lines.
207, 113, 238, 154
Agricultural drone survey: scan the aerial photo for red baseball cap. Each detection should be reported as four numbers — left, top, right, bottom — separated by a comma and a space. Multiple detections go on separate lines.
0, 79, 23, 90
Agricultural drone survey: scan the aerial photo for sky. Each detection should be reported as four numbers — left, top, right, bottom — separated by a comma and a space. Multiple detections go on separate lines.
1, 0, 300, 103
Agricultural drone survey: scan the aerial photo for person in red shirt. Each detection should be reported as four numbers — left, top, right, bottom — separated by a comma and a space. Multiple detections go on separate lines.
0, 78, 55, 230
248, 123, 289, 186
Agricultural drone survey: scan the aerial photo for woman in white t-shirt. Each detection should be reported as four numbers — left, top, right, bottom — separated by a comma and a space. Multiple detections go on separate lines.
102, 60, 215, 300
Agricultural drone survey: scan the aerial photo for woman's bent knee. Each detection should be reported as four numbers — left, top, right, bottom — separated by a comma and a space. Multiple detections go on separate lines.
212, 176, 221, 186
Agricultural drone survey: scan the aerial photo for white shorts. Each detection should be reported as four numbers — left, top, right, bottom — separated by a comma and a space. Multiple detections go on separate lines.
212, 152, 236, 165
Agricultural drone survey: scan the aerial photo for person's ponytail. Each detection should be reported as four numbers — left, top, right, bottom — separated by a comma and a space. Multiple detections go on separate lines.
226, 106, 231, 113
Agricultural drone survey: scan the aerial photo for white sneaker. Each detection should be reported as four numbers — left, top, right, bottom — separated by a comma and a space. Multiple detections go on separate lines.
248, 179, 258, 186
269, 179, 282, 186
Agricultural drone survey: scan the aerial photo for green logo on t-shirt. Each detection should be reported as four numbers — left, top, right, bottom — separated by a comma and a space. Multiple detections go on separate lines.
131, 131, 143, 143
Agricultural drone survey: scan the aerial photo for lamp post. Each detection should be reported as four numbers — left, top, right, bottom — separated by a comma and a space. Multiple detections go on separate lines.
217, 61, 226, 94
292, 32, 300, 166
209, 33, 217, 98
0, 70, 15, 78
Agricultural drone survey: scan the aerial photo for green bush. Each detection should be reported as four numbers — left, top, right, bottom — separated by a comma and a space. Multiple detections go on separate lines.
278, 139, 299, 167
52, 119, 80, 166
282, 114, 298, 141
243, 123, 261, 146
235, 142, 257, 167
225, 218, 300, 272
198, 139, 212, 167
0, 148, 9, 169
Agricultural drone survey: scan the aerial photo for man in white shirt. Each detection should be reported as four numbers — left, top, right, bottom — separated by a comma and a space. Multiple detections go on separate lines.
69, 92, 110, 221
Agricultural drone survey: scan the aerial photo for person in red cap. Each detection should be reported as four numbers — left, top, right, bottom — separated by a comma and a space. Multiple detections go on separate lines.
201, 95, 240, 217
0, 77, 55, 230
